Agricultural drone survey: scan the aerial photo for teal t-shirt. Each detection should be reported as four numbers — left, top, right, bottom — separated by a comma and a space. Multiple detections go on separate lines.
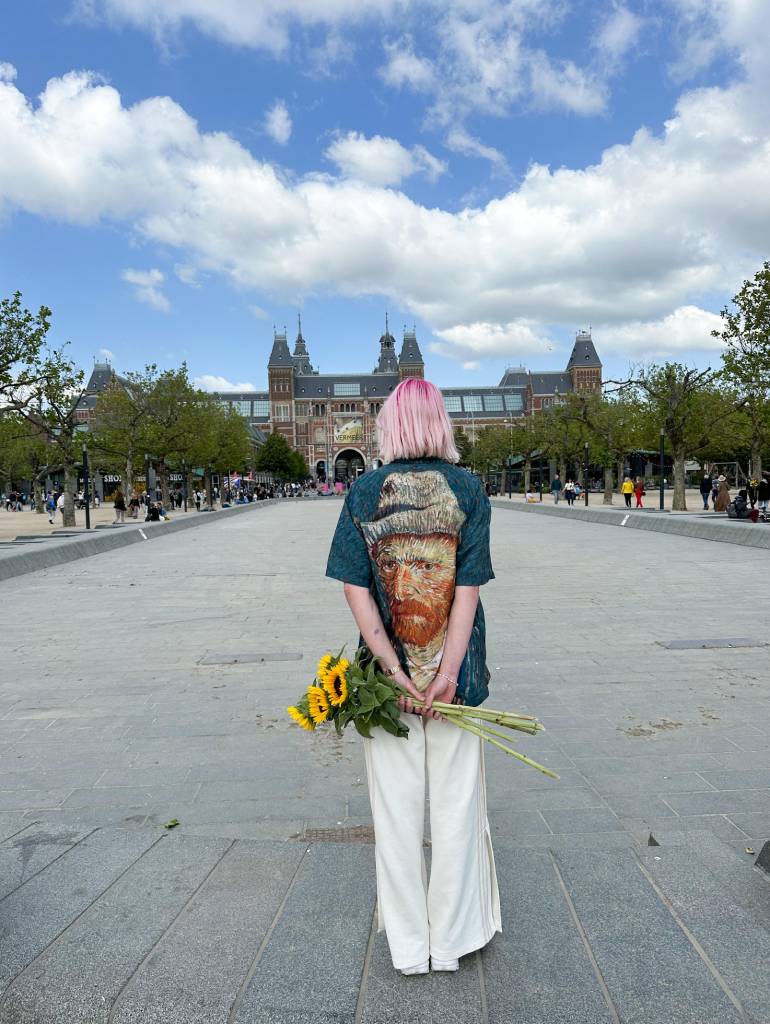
325, 457, 494, 707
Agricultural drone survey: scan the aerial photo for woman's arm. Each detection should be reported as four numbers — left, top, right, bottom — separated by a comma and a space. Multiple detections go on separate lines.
342, 583, 430, 716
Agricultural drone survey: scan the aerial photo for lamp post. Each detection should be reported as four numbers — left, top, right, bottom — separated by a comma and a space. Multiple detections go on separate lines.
182, 461, 188, 512
207, 463, 213, 509
82, 444, 91, 530
583, 442, 589, 506
507, 416, 514, 499
659, 428, 665, 511
144, 453, 150, 512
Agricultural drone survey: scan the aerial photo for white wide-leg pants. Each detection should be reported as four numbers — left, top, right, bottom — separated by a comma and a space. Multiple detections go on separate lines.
362, 710, 502, 970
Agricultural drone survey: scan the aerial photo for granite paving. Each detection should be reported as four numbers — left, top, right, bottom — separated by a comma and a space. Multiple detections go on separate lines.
1, 497, 769, 1022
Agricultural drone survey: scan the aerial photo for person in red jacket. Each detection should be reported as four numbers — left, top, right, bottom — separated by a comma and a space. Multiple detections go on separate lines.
634, 477, 645, 508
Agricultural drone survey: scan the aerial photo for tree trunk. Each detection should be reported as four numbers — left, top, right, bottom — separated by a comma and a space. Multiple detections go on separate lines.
157, 459, 170, 506
524, 459, 531, 491
603, 465, 614, 504
577, 459, 584, 486
559, 459, 566, 481
750, 438, 762, 481
62, 462, 77, 527
204, 468, 212, 507
33, 477, 44, 514
672, 446, 687, 511
616, 459, 624, 493
123, 454, 133, 500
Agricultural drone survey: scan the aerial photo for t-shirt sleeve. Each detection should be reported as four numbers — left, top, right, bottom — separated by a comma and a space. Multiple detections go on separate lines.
455, 486, 495, 586
325, 494, 373, 588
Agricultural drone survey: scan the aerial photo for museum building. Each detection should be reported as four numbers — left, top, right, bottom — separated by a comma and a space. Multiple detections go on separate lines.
215, 319, 602, 481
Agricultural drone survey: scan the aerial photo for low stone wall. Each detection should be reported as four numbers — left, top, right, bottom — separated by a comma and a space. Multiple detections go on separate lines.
491, 498, 770, 551
0, 500, 278, 583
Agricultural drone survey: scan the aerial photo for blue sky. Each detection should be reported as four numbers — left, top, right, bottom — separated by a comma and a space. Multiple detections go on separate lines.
1, 1, 767, 392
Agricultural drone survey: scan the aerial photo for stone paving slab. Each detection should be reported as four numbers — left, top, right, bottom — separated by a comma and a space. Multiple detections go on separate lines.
1, 497, 770, 1020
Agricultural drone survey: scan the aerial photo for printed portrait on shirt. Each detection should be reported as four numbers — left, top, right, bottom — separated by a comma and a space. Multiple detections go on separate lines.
361, 471, 465, 691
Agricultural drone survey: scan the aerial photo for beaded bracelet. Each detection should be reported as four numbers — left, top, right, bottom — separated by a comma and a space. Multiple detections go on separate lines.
434, 671, 457, 684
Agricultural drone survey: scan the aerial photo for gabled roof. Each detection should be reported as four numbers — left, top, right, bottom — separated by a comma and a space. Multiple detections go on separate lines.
399, 329, 423, 366
268, 331, 293, 368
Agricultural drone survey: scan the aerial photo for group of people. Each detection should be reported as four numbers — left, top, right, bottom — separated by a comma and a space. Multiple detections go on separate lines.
700, 473, 770, 520
549, 475, 585, 506
621, 476, 646, 508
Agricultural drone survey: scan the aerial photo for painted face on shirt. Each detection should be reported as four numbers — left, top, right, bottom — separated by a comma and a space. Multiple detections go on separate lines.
373, 532, 457, 646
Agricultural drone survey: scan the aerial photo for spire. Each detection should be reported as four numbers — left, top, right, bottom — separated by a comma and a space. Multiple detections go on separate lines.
374, 316, 398, 374
293, 312, 308, 356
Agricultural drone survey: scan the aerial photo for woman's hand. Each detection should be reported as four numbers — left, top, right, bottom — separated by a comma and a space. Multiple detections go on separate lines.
395, 670, 429, 717
421, 674, 462, 720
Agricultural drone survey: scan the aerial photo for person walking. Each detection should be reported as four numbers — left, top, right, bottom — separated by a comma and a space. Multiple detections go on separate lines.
550, 473, 562, 504
699, 472, 712, 510
711, 476, 719, 510
56, 491, 66, 521
621, 476, 634, 508
326, 377, 501, 977
564, 479, 575, 506
195, 489, 202, 512
633, 477, 645, 508
113, 488, 126, 524
46, 492, 56, 524
128, 492, 141, 519
714, 475, 731, 512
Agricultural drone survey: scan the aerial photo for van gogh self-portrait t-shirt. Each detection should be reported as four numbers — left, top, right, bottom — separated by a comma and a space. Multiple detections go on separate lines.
325, 457, 494, 707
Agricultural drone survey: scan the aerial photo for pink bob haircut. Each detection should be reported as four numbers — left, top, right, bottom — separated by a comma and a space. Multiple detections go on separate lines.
376, 378, 460, 464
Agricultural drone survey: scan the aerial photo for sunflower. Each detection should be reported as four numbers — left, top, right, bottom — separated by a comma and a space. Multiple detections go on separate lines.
307, 685, 331, 724
322, 663, 349, 707
287, 705, 315, 731
316, 653, 334, 683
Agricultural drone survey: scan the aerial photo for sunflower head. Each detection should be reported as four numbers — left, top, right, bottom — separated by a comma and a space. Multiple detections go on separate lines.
287, 704, 315, 731
322, 663, 349, 706
307, 684, 331, 724
316, 653, 334, 682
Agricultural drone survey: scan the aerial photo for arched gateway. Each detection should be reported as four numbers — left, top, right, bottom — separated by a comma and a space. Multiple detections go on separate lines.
334, 449, 365, 481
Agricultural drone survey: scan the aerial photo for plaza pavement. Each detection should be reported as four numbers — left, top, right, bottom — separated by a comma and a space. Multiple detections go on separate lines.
1, 499, 769, 1022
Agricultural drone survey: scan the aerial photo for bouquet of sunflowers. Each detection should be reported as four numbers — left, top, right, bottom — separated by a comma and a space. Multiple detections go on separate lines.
287, 647, 558, 779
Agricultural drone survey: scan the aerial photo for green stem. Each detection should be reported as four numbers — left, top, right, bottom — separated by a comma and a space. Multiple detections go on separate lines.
452, 717, 560, 780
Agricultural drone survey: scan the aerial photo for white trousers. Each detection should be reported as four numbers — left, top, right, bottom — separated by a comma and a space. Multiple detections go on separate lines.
362, 710, 502, 970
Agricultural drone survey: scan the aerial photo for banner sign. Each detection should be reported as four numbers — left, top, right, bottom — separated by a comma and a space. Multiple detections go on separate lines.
333, 416, 363, 443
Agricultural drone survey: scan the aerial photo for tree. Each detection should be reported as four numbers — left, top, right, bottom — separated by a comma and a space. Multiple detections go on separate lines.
0, 292, 55, 407
90, 377, 146, 496
254, 431, 299, 479
454, 426, 473, 465
609, 363, 738, 511
714, 261, 770, 478
561, 393, 643, 504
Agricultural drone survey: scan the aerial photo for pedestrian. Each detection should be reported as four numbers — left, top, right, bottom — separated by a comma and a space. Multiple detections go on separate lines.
699, 472, 712, 510
550, 473, 562, 504
714, 475, 730, 512
113, 488, 126, 524
621, 476, 634, 508
633, 477, 645, 508
46, 492, 56, 524
758, 475, 770, 518
748, 477, 759, 508
128, 492, 140, 519
564, 479, 575, 505
56, 491, 66, 521
711, 476, 719, 509
195, 489, 202, 512
326, 376, 501, 977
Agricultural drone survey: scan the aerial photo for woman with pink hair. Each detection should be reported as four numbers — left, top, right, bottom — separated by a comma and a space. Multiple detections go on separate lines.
326, 377, 501, 976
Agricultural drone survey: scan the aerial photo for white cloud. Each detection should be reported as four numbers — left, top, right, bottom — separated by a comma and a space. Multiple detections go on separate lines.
462, 360, 480, 370
194, 374, 257, 391
431, 321, 553, 361
596, 6, 643, 65
445, 127, 509, 172
1, 60, 769, 365
121, 268, 170, 312
599, 306, 725, 357
380, 38, 435, 90
325, 132, 446, 186
74, 0, 403, 54
174, 262, 200, 287
0, 63, 17, 83
264, 100, 292, 145
248, 304, 269, 319
98, 346, 115, 361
